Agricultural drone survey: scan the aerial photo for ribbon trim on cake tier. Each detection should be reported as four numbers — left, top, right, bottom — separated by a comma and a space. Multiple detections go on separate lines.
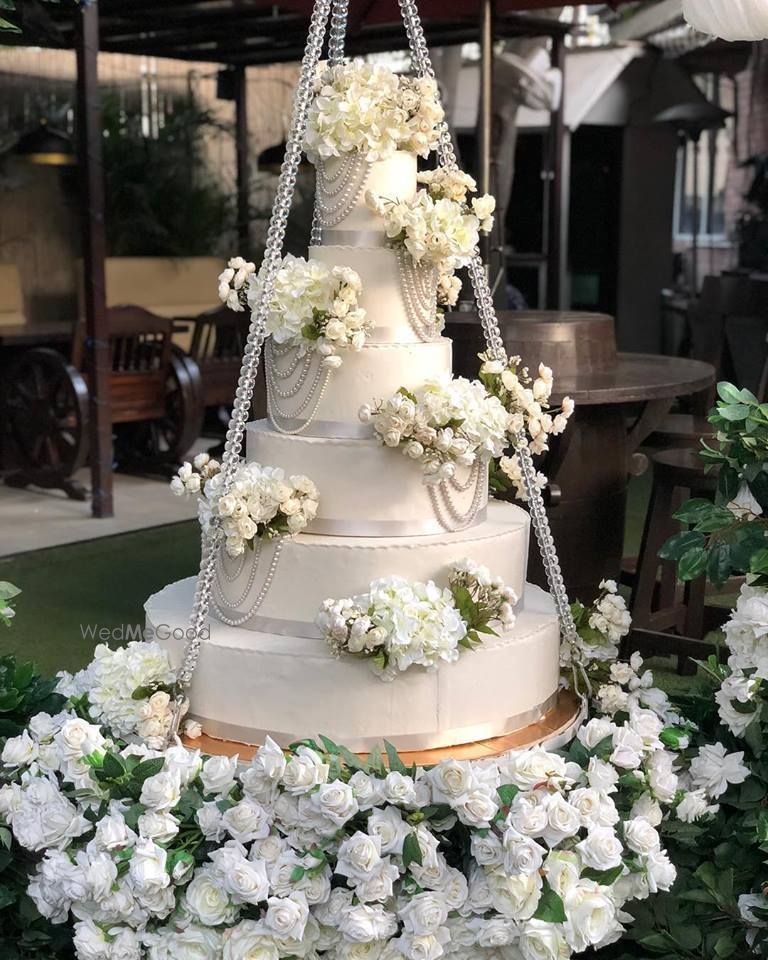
267, 417, 375, 439
186, 692, 563, 753
307, 508, 487, 538
321, 229, 389, 247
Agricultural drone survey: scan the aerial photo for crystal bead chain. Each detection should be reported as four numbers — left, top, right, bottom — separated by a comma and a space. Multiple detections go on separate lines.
172, 0, 334, 716
400, 0, 579, 647
329, 0, 348, 66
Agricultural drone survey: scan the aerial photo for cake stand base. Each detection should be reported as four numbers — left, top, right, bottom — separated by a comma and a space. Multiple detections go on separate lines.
183, 691, 585, 766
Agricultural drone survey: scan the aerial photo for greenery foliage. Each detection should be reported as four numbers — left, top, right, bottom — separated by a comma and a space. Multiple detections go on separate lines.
101, 95, 234, 257
660, 382, 768, 586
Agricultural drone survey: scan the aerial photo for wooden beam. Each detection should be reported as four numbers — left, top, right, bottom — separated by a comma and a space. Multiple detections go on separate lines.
75, 1, 114, 519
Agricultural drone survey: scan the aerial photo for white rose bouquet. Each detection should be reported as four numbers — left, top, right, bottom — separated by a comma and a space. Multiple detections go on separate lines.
55, 641, 177, 748
304, 61, 444, 162
218, 254, 371, 369
366, 180, 494, 274
171, 454, 320, 557
480, 354, 574, 503
317, 560, 518, 680
360, 376, 512, 486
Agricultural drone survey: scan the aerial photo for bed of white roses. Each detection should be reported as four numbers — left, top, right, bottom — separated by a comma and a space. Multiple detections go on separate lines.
0, 578, 754, 960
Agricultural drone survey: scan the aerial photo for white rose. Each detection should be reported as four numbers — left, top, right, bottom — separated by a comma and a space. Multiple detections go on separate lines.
185, 868, 236, 926
310, 780, 359, 826
610, 727, 644, 769
265, 892, 309, 941
676, 789, 719, 823
57, 718, 104, 760
623, 817, 660, 855
427, 760, 475, 802
576, 717, 617, 750
399, 892, 449, 935
222, 921, 279, 960
564, 881, 618, 952
645, 849, 677, 893
145, 924, 222, 960
336, 831, 382, 881
355, 859, 400, 903
367, 806, 409, 855
163, 745, 203, 787
518, 919, 570, 960
470, 831, 503, 867
541, 793, 582, 845
690, 743, 749, 799
502, 747, 567, 789
586, 757, 619, 794
129, 838, 169, 892
138, 810, 179, 843
200, 755, 238, 795
339, 903, 398, 943
211, 843, 270, 905
576, 826, 623, 871
281, 746, 329, 795
630, 793, 663, 827
94, 812, 135, 852
222, 797, 271, 843
455, 787, 498, 827
196, 801, 225, 842
382, 771, 417, 806
348, 771, 384, 811
542, 850, 580, 901
392, 931, 449, 960
488, 868, 542, 920
2, 730, 38, 767
140, 771, 182, 812
502, 828, 546, 875
73, 920, 111, 960
569, 788, 619, 829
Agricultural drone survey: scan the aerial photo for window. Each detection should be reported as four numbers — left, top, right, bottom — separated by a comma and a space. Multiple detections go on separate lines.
673, 74, 735, 243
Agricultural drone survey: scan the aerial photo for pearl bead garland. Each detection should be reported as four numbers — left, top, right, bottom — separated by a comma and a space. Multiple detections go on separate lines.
428, 462, 487, 532
397, 248, 441, 342
212, 539, 285, 627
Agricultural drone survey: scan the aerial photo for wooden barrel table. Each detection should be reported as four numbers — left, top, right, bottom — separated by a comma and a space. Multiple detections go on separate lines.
447, 311, 715, 603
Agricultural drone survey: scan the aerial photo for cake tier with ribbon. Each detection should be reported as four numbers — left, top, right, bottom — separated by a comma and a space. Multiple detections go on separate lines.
147, 578, 559, 752
247, 420, 489, 537
208, 499, 529, 634
265, 337, 451, 435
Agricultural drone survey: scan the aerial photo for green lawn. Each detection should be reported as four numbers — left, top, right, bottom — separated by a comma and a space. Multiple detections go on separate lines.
0, 521, 200, 676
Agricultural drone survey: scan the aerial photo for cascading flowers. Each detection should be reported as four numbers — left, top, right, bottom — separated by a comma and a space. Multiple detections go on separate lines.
172, 453, 320, 557
366, 167, 495, 274
360, 376, 513, 486
479, 354, 574, 503
304, 60, 444, 162
218, 254, 371, 369
317, 558, 518, 680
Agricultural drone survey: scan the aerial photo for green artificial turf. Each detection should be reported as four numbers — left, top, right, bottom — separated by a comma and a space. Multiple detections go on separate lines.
0, 521, 200, 676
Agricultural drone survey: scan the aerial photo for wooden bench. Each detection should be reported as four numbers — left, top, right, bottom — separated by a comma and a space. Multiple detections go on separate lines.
0, 264, 25, 328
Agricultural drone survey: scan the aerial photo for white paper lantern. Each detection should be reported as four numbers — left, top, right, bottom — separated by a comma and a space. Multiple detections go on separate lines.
683, 0, 768, 40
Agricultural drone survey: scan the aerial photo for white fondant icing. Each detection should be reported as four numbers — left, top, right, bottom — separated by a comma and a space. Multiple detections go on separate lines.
310, 245, 423, 344
247, 421, 488, 537
317, 151, 416, 234
208, 500, 530, 629
266, 338, 452, 433
147, 579, 561, 752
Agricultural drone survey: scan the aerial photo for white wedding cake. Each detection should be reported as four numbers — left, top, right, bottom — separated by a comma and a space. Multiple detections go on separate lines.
147, 70, 563, 753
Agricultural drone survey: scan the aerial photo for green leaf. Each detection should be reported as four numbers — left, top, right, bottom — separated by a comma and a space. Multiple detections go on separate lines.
0, 583, 21, 601
12, 662, 34, 692
581, 864, 624, 885
384, 740, 407, 775
718, 403, 751, 422
131, 758, 165, 783
713, 934, 737, 958
290, 865, 306, 883
102, 752, 126, 781
319, 735, 340, 756
0, 883, 16, 910
497, 784, 520, 807
658, 529, 705, 561
678, 546, 708, 581
751, 547, 768, 577
402, 832, 423, 871
707, 542, 733, 586
532, 880, 567, 923
673, 498, 720, 523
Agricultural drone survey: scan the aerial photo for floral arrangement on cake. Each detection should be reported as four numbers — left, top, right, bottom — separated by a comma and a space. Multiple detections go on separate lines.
317, 559, 517, 680
360, 377, 512, 486
218, 255, 371, 368
172, 453, 319, 557
478, 355, 574, 503
304, 61, 444, 162
366, 169, 495, 273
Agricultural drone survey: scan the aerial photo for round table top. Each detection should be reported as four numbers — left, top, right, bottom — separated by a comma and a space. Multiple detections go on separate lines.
548, 354, 715, 406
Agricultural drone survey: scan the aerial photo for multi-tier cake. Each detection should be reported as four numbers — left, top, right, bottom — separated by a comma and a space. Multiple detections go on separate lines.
147, 63, 563, 753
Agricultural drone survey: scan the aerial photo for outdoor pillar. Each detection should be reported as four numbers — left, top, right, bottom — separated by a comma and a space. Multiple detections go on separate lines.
478, 0, 494, 267
75, 0, 113, 518
234, 66, 250, 250
546, 34, 567, 310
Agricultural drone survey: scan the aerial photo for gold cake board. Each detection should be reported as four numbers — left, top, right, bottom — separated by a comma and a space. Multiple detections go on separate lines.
184, 691, 584, 766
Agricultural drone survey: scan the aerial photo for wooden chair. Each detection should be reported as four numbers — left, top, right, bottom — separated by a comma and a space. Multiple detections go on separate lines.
2, 306, 204, 499
0, 264, 25, 329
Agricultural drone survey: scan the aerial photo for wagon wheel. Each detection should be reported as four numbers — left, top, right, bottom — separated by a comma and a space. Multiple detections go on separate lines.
1, 348, 89, 500
114, 351, 204, 473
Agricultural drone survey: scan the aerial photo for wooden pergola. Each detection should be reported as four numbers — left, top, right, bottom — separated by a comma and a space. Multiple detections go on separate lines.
5, 0, 588, 517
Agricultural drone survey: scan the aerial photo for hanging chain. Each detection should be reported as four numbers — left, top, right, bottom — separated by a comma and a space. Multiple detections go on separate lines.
170, 0, 334, 732
398, 0, 579, 648
329, 0, 349, 64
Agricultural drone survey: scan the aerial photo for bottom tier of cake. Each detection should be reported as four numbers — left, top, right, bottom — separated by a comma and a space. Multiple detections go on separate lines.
146, 579, 561, 753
